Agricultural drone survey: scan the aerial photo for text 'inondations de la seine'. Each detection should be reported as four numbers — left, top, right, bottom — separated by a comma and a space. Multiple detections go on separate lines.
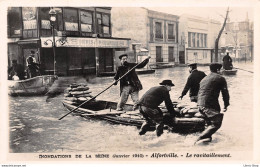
38, 152, 231, 159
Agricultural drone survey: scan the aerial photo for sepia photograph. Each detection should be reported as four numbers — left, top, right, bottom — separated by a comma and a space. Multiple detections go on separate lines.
0, 0, 259, 166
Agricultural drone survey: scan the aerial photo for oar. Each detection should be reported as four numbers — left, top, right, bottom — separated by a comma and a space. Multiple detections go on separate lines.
58, 57, 151, 120
233, 67, 254, 73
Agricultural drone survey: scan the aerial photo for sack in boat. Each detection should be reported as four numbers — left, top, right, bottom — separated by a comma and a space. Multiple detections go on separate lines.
73, 94, 93, 98
184, 113, 193, 118
70, 83, 79, 88
77, 97, 89, 102
71, 91, 92, 95
64, 93, 73, 97
71, 86, 89, 91
194, 112, 204, 118
64, 97, 78, 102
186, 108, 199, 114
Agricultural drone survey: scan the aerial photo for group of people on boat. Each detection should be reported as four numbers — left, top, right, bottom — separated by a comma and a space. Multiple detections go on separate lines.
113, 53, 230, 144
8, 50, 40, 80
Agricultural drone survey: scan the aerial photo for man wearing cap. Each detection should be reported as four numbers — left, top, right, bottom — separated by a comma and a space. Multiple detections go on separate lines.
138, 80, 177, 137
113, 54, 150, 111
195, 63, 230, 144
179, 63, 206, 102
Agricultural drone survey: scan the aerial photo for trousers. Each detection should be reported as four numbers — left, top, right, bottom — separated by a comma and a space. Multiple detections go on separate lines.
197, 111, 224, 141
117, 85, 139, 110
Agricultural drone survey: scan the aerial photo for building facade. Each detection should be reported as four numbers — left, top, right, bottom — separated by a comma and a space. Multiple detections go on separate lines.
7, 7, 130, 76
111, 7, 179, 65
179, 14, 221, 64
220, 15, 254, 62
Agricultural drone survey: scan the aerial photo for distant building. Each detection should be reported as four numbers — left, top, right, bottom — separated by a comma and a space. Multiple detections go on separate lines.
178, 14, 221, 64
7, 7, 130, 76
112, 7, 179, 65
220, 14, 254, 62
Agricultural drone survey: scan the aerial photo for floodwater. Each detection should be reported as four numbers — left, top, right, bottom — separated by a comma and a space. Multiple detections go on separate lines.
8, 62, 254, 153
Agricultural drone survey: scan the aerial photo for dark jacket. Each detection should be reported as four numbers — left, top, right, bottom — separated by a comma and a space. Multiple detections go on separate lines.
223, 55, 233, 70
138, 86, 175, 115
197, 72, 230, 111
181, 69, 206, 97
114, 59, 149, 95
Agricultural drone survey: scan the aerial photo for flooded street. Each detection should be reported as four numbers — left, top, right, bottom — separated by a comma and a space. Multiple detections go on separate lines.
8, 62, 254, 153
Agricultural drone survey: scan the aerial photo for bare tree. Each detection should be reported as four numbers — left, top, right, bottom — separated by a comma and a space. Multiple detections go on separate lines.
214, 7, 230, 62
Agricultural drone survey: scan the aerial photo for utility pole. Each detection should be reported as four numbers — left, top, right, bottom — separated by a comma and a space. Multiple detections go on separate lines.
214, 7, 229, 62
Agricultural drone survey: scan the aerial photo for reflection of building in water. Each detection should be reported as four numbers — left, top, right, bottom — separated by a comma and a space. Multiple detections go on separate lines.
112, 7, 179, 65
178, 14, 221, 64
220, 13, 254, 62
7, 7, 131, 76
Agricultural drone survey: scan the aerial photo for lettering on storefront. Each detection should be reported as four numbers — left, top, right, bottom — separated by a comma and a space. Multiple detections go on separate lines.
41, 37, 128, 48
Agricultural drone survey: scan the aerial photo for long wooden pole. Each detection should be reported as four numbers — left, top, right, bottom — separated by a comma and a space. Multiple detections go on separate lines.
59, 57, 151, 120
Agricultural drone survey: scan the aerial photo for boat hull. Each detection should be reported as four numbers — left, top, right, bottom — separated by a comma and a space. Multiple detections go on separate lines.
8, 75, 57, 96
221, 69, 237, 75
62, 100, 205, 134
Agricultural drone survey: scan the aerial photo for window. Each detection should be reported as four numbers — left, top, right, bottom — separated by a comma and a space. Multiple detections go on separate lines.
204, 34, 207, 47
188, 32, 207, 48
80, 11, 93, 33
102, 14, 110, 34
197, 33, 200, 47
96, 13, 102, 34
168, 24, 175, 40
8, 7, 22, 37
22, 7, 37, 30
200, 33, 204, 47
64, 8, 79, 31
155, 22, 163, 39
39, 7, 51, 29
188, 32, 191, 47
192, 33, 196, 47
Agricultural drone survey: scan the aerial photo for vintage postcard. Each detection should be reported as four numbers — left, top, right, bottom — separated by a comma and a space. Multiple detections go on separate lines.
0, 0, 260, 166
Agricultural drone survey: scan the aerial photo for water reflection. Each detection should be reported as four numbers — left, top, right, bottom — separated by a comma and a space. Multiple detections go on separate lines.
9, 63, 253, 153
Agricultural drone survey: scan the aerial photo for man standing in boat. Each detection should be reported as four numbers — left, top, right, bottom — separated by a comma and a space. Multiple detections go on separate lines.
179, 63, 206, 102
195, 63, 230, 144
113, 54, 150, 111
138, 80, 178, 137
222, 52, 233, 70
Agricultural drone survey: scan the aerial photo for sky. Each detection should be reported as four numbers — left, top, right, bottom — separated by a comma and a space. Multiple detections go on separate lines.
147, 7, 254, 23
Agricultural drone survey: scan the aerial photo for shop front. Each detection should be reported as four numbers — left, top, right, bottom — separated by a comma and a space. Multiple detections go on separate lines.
40, 36, 130, 76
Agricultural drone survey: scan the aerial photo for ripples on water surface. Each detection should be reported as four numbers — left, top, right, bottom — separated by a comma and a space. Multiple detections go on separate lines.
8, 62, 253, 153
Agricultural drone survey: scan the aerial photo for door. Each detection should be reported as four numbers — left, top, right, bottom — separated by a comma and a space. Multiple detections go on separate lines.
156, 46, 162, 62
179, 51, 185, 64
168, 46, 174, 62
99, 48, 113, 72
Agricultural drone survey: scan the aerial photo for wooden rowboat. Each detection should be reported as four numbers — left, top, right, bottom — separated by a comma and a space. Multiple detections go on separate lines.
220, 69, 237, 75
62, 100, 206, 134
8, 75, 58, 96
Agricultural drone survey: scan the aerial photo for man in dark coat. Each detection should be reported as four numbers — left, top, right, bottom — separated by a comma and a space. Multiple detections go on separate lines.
113, 54, 150, 111
179, 63, 206, 102
222, 52, 233, 70
195, 63, 230, 144
26, 56, 40, 78
138, 80, 178, 137
8, 60, 25, 80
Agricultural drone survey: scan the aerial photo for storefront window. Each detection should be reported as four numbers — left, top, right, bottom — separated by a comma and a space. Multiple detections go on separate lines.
22, 7, 37, 30
64, 8, 79, 31
80, 11, 93, 33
